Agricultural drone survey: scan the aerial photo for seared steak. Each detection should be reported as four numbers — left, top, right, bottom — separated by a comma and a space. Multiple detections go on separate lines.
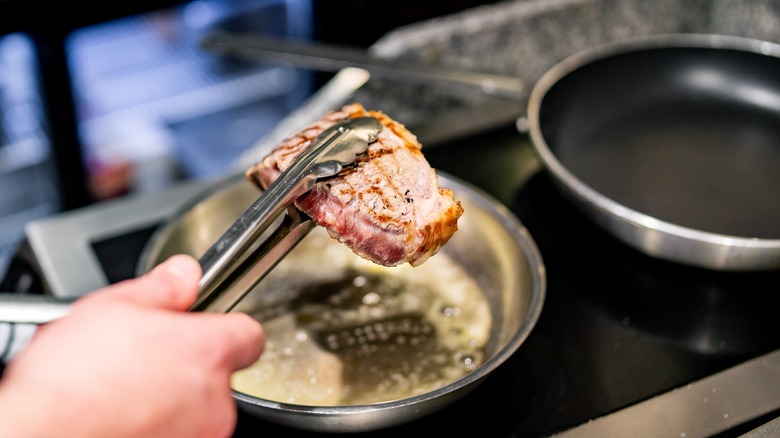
245, 103, 464, 267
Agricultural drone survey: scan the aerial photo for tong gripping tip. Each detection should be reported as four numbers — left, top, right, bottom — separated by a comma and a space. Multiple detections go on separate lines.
193, 116, 382, 311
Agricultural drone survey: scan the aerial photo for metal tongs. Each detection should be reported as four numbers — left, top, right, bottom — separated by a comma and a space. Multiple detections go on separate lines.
192, 116, 382, 313
0, 119, 380, 324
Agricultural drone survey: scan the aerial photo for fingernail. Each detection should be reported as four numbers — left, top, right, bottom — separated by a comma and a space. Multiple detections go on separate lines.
154, 254, 201, 282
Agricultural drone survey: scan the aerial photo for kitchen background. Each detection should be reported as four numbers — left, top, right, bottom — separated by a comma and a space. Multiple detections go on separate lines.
0, 0, 504, 275
2, 0, 780, 277
1, 1, 780, 436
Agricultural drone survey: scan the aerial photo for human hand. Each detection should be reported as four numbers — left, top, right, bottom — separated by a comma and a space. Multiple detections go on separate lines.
0, 254, 264, 438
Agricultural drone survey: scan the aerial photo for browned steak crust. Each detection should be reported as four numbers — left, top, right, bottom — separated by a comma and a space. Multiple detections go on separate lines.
245, 103, 463, 267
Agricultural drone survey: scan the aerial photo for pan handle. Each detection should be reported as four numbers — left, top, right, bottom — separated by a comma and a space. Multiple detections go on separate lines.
200, 31, 526, 100
0, 293, 73, 325
0, 214, 315, 323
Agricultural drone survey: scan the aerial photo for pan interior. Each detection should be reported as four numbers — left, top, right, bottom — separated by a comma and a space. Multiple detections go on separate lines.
539, 46, 780, 239
138, 174, 541, 412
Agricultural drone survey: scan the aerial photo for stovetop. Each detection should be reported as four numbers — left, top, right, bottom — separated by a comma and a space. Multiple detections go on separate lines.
236, 125, 780, 436
8, 122, 780, 437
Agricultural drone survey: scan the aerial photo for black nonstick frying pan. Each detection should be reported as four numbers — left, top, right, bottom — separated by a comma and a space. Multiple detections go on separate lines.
527, 34, 780, 271
204, 31, 780, 271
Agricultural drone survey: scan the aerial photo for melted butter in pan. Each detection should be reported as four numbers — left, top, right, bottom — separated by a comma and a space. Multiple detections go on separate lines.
231, 233, 491, 406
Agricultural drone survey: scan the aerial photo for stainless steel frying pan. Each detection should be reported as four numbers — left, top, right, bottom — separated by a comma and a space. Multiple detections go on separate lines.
135, 171, 546, 432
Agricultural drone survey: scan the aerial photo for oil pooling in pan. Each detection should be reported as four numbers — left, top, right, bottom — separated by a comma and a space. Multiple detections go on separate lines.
231, 230, 491, 406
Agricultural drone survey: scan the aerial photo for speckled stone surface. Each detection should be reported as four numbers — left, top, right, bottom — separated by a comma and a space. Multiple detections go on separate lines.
351, 0, 780, 128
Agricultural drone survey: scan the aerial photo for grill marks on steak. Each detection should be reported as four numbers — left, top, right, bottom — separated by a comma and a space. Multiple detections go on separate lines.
245, 103, 463, 267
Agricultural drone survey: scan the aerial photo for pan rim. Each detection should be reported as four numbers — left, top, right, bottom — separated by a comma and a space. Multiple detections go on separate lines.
527, 33, 780, 270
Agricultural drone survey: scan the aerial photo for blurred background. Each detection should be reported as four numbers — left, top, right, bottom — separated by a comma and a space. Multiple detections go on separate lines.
0, 0, 502, 274
3, 2, 780, 435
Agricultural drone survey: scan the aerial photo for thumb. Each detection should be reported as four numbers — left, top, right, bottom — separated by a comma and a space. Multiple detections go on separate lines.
196, 312, 265, 371
107, 254, 202, 311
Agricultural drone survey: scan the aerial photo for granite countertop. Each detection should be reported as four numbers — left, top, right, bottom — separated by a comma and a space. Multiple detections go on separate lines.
350, 0, 780, 142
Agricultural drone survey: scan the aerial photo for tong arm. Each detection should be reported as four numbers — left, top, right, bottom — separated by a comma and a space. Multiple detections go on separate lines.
194, 117, 381, 309
191, 208, 316, 313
